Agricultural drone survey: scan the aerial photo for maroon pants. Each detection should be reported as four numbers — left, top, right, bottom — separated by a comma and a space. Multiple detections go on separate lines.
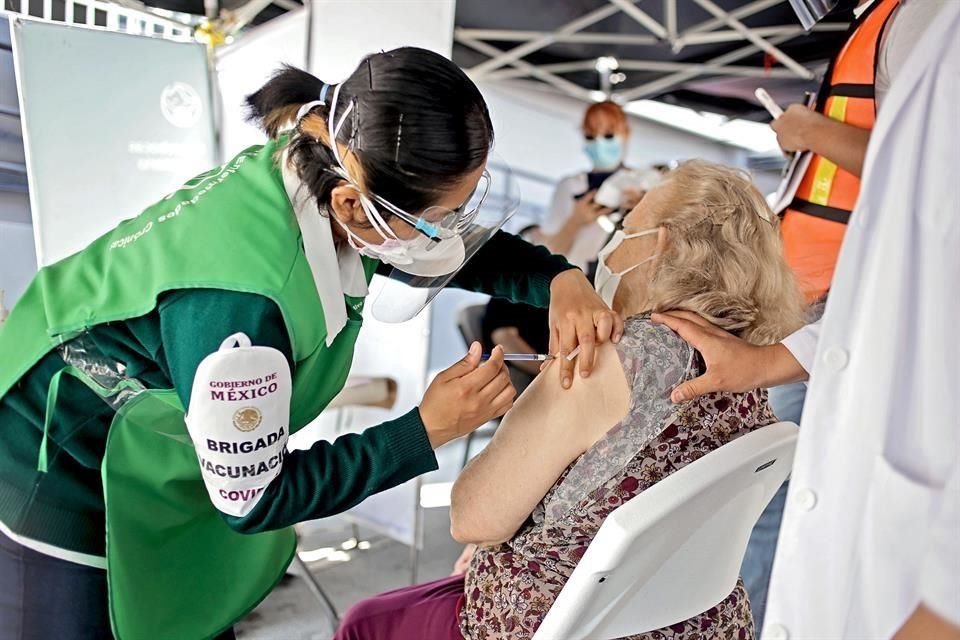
334, 575, 466, 640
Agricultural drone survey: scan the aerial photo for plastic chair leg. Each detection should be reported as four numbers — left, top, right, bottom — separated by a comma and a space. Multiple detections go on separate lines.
291, 553, 340, 628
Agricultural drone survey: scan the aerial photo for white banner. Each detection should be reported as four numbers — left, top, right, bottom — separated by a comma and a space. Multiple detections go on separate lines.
11, 18, 216, 265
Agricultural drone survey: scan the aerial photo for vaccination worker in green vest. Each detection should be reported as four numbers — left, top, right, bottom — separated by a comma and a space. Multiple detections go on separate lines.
0, 47, 623, 640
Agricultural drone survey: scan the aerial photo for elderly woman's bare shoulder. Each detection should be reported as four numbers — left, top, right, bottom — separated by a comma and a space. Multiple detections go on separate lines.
496, 316, 693, 452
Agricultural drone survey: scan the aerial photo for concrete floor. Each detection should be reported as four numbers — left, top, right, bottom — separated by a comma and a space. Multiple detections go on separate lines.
235, 430, 492, 640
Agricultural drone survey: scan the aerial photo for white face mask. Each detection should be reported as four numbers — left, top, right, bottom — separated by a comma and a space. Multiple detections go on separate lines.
334, 217, 467, 277
322, 80, 473, 278
594, 228, 659, 308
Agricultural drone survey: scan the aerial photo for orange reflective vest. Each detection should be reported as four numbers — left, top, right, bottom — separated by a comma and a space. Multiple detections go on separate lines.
781, 0, 900, 302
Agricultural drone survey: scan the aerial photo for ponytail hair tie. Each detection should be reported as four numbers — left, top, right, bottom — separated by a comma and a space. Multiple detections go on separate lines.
295, 84, 334, 123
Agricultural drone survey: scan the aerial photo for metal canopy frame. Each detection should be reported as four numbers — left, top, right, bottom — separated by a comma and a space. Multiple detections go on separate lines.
456, 0, 844, 105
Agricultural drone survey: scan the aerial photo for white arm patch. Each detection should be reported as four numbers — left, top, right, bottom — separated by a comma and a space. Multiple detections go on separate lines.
185, 333, 291, 517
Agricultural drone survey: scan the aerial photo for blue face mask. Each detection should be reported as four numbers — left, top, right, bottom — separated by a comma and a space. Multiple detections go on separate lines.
584, 136, 624, 170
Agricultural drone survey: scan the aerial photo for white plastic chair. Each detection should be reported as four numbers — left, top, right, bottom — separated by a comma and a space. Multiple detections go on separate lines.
533, 421, 799, 640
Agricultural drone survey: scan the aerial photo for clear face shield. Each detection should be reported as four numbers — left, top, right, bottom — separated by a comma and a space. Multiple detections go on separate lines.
788, 0, 840, 30
324, 83, 520, 323
371, 164, 520, 323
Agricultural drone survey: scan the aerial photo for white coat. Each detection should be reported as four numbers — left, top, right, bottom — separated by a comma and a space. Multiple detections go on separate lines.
762, 4, 960, 639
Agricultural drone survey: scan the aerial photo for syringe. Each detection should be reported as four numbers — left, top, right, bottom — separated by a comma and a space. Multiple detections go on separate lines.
481, 346, 583, 362
481, 353, 554, 362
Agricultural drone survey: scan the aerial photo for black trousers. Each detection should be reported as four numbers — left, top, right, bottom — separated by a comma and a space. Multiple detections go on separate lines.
0, 533, 236, 639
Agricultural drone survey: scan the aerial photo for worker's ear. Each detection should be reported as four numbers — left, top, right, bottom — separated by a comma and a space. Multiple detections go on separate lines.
329, 183, 368, 228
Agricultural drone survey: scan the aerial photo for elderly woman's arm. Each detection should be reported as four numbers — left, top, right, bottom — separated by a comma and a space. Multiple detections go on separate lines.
449, 343, 631, 546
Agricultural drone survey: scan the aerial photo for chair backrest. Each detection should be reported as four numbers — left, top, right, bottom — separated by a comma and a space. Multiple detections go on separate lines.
533, 421, 799, 640
456, 303, 488, 351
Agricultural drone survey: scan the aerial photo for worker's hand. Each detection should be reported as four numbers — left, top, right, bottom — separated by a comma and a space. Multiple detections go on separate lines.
572, 190, 613, 226
548, 269, 624, 389
420, 344, 516, 449
770, 104, 823, 153
651, 311, 804, 403
451, 544, 477, 576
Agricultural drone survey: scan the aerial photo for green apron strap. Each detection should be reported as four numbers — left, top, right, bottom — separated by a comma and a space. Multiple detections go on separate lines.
38, 368, 67, 473
38, 365, 146, 473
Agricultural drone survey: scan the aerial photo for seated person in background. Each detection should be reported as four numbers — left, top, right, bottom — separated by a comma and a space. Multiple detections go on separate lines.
481, 225, 550, 389
333, 161, 806, 640
481, 298, 547, 380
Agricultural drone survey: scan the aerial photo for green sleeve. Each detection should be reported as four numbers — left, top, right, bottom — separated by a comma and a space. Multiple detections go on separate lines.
376, 230, 576, 309
448, 231, 576, 308
159, 289, 438, 533
158, 289, 295, 406
225, 408, 436, 534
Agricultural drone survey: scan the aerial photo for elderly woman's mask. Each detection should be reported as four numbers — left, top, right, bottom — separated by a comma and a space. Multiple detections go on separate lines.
594, 228, 659, 308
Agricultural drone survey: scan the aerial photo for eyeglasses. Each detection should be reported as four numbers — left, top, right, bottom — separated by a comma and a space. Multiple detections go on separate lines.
374, 170, 491, 242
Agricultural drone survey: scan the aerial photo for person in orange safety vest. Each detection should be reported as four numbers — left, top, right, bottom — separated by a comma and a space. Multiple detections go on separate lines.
773, 0, 900, 303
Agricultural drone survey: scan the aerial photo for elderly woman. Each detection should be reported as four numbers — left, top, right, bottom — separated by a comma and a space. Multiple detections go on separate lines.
334, 160, 806, 640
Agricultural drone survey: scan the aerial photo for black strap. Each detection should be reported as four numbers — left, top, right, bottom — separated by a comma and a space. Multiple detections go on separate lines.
787, 198, 852, 225
827, 82, 875, 99
814, 0, 892, 112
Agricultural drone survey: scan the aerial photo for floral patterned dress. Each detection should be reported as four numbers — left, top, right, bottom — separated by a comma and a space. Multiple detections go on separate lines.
459, 315, 773, 640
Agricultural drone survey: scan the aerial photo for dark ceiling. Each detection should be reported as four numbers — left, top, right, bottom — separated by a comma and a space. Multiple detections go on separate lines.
452, 0, 856, 120
141, 0, 856, 120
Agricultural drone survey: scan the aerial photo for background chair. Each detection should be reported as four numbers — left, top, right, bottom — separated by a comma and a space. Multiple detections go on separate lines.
456, 303, 487, 357
455, 303, 495, 468
533, 421, 799, 640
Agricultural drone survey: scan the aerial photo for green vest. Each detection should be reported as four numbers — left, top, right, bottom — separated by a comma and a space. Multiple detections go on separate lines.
0, 140, 377, 639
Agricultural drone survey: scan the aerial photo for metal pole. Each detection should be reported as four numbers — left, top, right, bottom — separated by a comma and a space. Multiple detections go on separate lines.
410, 475, 424, 585
682, 0, 783, 36
292, 554, 341, 628
487, 59, 803, 81
0, 160, 28, 175
485, 60, 597, 79
304, 0, 314, 71
614, 32, 798, 102
457, 35, 596, 101
679, 24, 849, 45
204, 43, 225, 165
608, 0, 667, 39
467, 3, 620, 78
225, 0, 275, 33
454, 28, 659, 46
664, 0, 677, 43
203, 0, 217, 20
617, 59, 801, 78
689, 0, 813, 79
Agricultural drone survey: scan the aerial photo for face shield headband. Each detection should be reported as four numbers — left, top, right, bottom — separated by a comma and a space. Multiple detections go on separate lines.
308, 80, 519, 323
324, 82, 490, 246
